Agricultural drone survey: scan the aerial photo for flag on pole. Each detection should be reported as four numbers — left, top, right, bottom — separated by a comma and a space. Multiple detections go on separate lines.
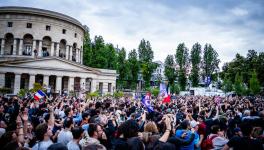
141, 92, 153, 112
34, 90, 45, 101
160, 83, 171, 103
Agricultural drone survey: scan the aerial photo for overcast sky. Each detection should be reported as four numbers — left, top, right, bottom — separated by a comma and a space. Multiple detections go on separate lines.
1, 0, 264, 68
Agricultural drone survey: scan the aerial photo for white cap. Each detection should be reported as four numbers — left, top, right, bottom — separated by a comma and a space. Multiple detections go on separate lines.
190, 120, 199, 128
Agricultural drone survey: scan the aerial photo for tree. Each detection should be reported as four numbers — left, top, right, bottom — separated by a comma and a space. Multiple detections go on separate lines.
164, 55, 176, 90
203, 44, 220, 84
190, 43, 201, 87
249, 70, 260, 95
175, 43, 189, 90
105, 44, 117, 69
138, 39, 156, 89
222, 74, 233, 93
234, 73, 244, 95
127, 49, 140, 90
83, 29, 92, 66
151, 87, 160, 97
117, 48, 128, 89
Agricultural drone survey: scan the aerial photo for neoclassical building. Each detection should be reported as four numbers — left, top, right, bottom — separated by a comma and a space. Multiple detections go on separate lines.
0, 6, 116, 95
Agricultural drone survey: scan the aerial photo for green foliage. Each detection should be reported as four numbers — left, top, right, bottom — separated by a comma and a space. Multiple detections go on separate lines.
151, 87, 160, 97
0, 87, 11, 94
174, 84, 180, 94
250, 70, 260, 95
117, 48, 128, 89
29, 83, 46, 93
190, 43, 201, 87
18, 89, 28, 98
203, 44, 220, 80
175, 43, 188, 90
83, 30, 92, 66
178, 69, 187, 91
234, 73, 244, 95
164, 55, 176, 86
221, 50, 264, 89
87, 91, 99, 99
175, 43, 189, 70
222, 74, 233, 93
127, 49, 140, 90
113, 91, 124, 99
138, 39, 156, 89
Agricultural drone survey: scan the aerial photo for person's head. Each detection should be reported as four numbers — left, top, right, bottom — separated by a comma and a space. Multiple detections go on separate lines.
211, 125, 220, 134
63, 117, 73, 129
0, 104, 4, 113
88, 123, 103, 139
197, 115, 205, 123
180, 120, 190, 130
47, 143, 68, 150
82, 112, 90, 122
71, 127, 84, 140
118, 120, 139, 139
35, 123, 52, 141
64, 107, 73, 117
190, 120, 199, 131
239, 122, 253, 137
144, 121, 158, 133
234, 127, 242, 137
243, 110, 250, 116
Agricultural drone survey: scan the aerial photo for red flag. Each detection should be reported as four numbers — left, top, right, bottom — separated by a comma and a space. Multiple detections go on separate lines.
162, 94, 171, 103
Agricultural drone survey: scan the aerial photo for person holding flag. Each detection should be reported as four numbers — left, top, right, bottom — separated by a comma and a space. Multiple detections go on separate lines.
141, 92, 153, 112
159, 82, 171, 103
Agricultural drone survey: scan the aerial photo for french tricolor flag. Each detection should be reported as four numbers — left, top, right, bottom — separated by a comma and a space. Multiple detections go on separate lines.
160, 83, 171, 103
34, 90, 45, 101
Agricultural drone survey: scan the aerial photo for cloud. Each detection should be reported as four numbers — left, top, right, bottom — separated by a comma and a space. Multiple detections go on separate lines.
1, 0, 264, 69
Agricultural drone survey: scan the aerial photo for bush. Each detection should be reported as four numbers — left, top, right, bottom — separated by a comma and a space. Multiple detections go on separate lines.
113, 91, 124, 99
0, 87, 12, 94
18, 89, 28, 98
86, 91, 99, 100
151, 87, 160, 97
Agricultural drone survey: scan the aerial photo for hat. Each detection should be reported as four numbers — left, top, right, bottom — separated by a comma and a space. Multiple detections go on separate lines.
190, 120, 199, 128
234, 127, 241, 133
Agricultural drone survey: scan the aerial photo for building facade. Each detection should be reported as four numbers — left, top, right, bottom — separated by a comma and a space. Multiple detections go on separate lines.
0, 6, 116, 95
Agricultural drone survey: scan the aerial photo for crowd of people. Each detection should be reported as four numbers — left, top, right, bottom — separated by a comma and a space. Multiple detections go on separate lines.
0, 93, 263, 150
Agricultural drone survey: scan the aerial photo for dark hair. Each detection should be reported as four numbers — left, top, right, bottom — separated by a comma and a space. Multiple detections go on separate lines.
82, 112, 90, 120
71, 127, 84, 139
118, 120, 139, 139
63, 117, 73, 128
88, 123, 98, 137
64, 107, 72, 117
35, 123, 48, 141
211, 125, 220, 134
240, 122, 253, 136
180, 120, 190, 130
47, 143, 68, 150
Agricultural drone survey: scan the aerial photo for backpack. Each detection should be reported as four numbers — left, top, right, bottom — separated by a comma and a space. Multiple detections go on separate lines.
201, 135, 218, 150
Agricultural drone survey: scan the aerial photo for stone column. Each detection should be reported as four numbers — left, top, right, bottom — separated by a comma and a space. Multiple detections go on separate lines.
68, 77, 74, 92
38, 40, 42, 57
29, 74, 35, 90
56, 76, 62, 95
43, 75, 49, 87
69, 46, 72, 61
65, 45, 69, 60
13, 39, 17, 55
32, 40, 36, 58
80, 49, 82, 63
18, 39, 23, 55
56, 43, 59, 57
0, 72, 5, 88
76, 49, 79, 63
80, 50, 83, 64
91, 79, 97, 92
50, 42, 54, 56
1, 39, 5, 55
14, 73, 21, 94
80, 78, 86, 90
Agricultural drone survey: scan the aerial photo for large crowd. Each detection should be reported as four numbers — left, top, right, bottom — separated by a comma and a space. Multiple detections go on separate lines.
0, 94, 263, 150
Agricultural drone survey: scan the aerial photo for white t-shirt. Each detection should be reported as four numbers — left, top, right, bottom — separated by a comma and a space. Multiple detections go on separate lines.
57, 129, 73, 145
32, 140, 53, 150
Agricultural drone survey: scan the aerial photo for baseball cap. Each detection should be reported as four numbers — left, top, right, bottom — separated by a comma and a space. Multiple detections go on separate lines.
190, 120, 199, 128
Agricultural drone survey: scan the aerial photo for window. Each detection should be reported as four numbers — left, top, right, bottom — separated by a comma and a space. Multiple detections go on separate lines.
7, 22, 13, 27
108, 83, 112, 92
74, 33, 77, 38
62, 29, 66, 34
46, 25, 51, 31
26, 23, 32, 28
99, 82, 103, 95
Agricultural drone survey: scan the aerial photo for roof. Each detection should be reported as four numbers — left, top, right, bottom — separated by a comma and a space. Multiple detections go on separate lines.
0, 6, 85, 31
